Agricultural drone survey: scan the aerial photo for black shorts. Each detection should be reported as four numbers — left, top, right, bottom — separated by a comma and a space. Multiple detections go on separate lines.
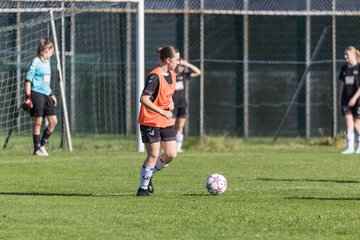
140, 125, 176, 143
341, 105, 360, 119
30, 91, 56, 117
172, 106, 187, 118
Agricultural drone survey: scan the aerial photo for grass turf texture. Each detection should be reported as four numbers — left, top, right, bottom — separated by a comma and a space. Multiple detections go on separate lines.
1, 136, 360, 239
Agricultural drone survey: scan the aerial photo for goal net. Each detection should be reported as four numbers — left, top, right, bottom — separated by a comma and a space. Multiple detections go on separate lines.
0, 1, 141, 151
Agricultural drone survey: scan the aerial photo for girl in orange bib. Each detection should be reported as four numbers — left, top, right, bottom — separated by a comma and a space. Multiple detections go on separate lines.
136, 46, 180, 196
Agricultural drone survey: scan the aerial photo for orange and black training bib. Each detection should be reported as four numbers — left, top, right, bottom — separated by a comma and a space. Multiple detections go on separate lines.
138, 67, 176, 128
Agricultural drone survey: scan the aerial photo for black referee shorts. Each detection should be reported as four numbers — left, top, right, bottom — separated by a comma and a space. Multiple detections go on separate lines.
30, 90, 56, 117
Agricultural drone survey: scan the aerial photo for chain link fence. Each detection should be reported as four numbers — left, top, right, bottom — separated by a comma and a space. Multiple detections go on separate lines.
1, 0, 360, 149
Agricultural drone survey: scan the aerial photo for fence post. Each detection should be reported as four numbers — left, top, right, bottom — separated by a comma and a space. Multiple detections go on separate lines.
306, 0, 311, 143
332, 0, 337, 138
243, 0, 249, 140
199, 0, 205, 144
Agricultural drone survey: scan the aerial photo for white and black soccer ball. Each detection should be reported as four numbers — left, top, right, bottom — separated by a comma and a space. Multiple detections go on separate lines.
206, 173, 227, 195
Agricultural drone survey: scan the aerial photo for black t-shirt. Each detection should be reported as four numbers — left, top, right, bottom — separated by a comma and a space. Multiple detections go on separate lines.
339, 64, 360, 104
173, 71, 192, 108
142, 73, 173, 102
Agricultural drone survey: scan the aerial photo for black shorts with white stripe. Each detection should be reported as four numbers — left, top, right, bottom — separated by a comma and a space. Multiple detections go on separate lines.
140, 125, 176, 143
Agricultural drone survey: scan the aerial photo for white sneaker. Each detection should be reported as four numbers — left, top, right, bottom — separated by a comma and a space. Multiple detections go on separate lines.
356, 147, 360, 154
34, 146, 49, 157
40, 146, 49, 156
342, 148, 355, 154
177, 148, 183, 153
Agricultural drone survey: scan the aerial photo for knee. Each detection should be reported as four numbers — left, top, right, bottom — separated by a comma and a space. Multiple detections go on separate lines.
48, 118, 58, 129
355, 126, 360, 134
145, 152, 160, 165
346, 120, 354, 129
51, 118, 58, 127
164, 151, 177, 162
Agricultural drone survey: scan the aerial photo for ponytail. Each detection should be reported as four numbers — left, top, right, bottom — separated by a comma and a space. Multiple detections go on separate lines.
356, 50, 360, 63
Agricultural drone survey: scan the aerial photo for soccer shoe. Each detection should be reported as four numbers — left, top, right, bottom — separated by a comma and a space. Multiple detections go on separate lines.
148, 178, 154, 193
136, 188, 150, 197
177, 142, 183, 153
341, 148, 355, 154
356, 147, 360, 154
33, 148, 48, 157
39, 146, 49, 156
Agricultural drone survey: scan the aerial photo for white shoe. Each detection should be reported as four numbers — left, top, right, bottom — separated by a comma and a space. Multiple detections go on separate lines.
177, 148, 183, 153
356, 148, 360, 154
34, 146, 49, 157
40, 146, 49, 156
342, 148, 355, 154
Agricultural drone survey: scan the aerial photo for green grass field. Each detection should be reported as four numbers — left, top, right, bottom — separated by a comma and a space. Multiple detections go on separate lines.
1, 135, 360, 239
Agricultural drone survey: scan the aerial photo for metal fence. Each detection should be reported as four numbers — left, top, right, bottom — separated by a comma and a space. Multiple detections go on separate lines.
1, 0, 360, 147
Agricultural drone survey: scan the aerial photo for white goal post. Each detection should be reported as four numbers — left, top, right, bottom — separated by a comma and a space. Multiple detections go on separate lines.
136, 0, 145, 152
50, 10, 73, 151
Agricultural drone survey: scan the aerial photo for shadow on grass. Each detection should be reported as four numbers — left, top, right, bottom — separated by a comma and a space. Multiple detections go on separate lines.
0, 191, 131, 197
182, 193, 212, 197
257, 178, 360, 184
287, 196, 360, 201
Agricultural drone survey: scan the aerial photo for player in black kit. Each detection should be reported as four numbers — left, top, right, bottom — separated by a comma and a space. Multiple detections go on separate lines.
339, 46, 360, 154
172, 59, 201, 152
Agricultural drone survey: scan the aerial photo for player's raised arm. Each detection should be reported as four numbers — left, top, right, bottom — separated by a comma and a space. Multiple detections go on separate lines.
180, 59, 201, 77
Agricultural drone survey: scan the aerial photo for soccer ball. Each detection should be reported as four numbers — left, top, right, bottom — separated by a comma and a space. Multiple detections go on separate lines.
206, 173, 227, 195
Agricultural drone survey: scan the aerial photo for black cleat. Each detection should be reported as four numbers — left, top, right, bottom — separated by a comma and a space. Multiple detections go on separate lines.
136, 188, 150, 197
148, 178, 154, 193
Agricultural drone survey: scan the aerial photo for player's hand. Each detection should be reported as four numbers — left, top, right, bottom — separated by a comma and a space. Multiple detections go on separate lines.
51, 95, 57, 107
348, 98, 357, 107
160, 110, 173, 119
166, 102, 174, 111
21, 95, 33, 112
179, 59, 186, 65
